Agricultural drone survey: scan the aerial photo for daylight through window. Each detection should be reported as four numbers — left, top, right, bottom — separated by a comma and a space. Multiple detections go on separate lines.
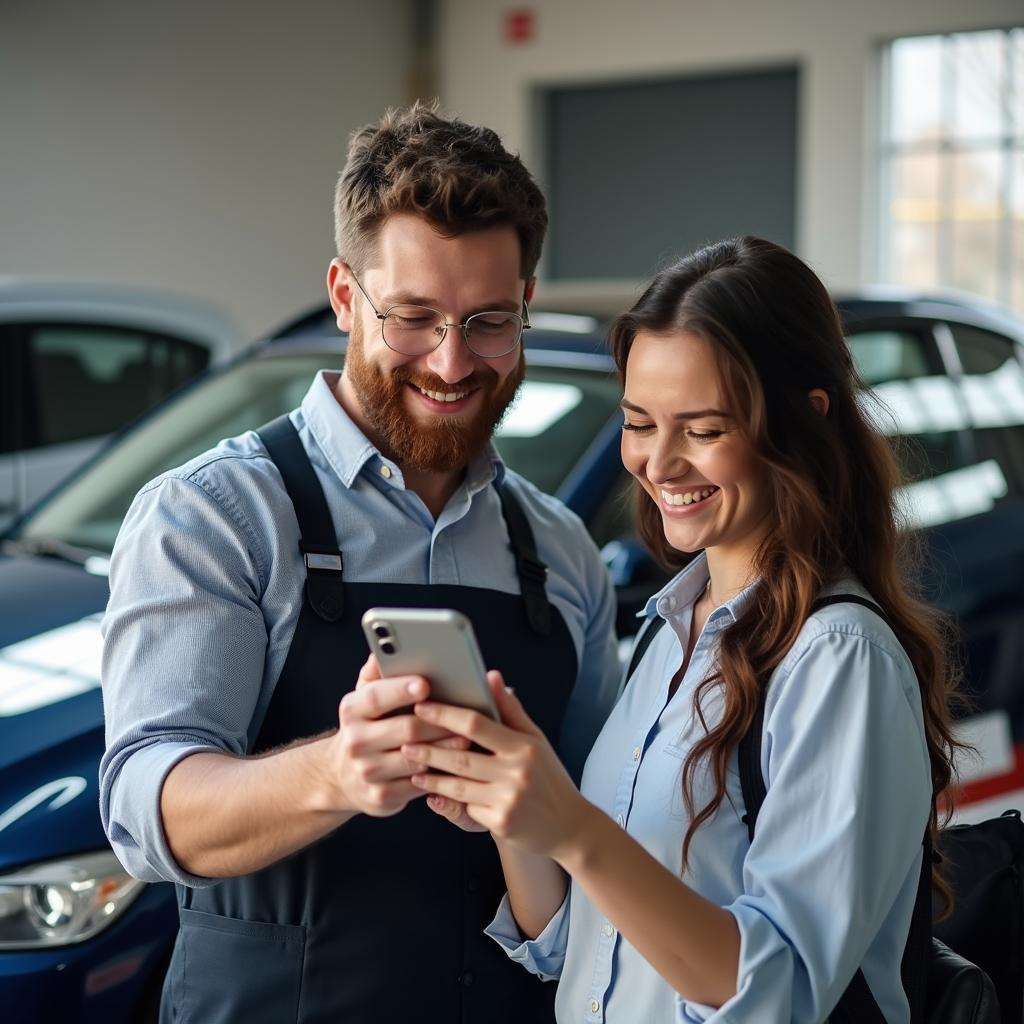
880, 28, 1024, 315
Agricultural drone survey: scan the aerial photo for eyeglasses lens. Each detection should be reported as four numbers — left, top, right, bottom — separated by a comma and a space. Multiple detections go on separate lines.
381, 306, 444, 355
381, 306, 522, 357
465, 313, 523, 357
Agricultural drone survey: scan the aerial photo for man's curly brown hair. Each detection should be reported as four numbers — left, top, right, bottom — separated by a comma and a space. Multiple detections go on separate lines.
334, 102, 548, 278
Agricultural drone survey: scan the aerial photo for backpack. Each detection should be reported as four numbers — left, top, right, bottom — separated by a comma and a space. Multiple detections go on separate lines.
625, 594, 1023, 1023
932, 810, 1024, 1024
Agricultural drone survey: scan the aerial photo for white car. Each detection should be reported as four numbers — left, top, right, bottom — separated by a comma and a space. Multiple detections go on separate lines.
0, 280, 241, 528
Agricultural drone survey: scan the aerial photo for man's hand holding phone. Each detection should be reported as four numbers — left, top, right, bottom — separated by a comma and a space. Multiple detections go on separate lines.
325, 654, 469, 818
349, 608, 498, 829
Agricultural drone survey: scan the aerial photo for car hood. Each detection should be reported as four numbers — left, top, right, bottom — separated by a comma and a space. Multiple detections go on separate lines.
0, 553, 109, 867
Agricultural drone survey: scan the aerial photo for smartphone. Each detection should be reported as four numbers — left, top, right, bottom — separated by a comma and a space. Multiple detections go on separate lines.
360, 607, 500, 720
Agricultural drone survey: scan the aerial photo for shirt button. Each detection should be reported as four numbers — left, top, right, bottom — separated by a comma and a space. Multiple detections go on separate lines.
657, 595, 676, 614
631, 746, 641, 762
379, 464, 392, 479
589, 998, 600, 1013
460, 970, 474, 987
615, 813, 625, 827
603, 922, 615, 937
466, 876, 480, 893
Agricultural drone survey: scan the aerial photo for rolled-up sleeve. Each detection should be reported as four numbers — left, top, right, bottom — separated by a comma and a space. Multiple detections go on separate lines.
99, 472, 270, 886
484, 891, 571, 982
678, 630, 931, 1023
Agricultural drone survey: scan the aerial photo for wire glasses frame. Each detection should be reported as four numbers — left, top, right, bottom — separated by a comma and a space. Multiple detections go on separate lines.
348, 271, 531, 358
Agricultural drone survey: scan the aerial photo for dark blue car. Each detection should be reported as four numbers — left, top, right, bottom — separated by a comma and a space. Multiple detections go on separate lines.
1, 296, 1022, 1019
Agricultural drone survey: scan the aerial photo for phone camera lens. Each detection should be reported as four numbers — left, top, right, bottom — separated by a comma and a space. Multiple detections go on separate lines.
373, 624, 390, 639
380, 641, 396, 656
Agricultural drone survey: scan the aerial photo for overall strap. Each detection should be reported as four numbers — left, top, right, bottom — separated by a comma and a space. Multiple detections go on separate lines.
258, 416, 552, 633
737, 593, 929, 1024
496, 482, 552, 636
257, 414, 346, 623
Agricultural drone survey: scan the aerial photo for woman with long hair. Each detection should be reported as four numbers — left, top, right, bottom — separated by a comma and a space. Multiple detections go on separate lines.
400, 236, 960, 1021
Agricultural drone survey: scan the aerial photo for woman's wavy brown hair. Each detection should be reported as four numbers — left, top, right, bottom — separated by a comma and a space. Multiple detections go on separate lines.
609, 236, 962, 901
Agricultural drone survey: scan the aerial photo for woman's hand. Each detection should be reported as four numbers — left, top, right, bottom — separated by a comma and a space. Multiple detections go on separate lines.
422, 793, 488, 832
403, 672, 592, 860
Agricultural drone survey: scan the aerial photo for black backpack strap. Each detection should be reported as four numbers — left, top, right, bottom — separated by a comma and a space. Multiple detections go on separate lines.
737, 593, 889, 834
901, 835, 932, 1024
737, 690, 768, 844
810, 593, 889, 620
257, 414, 346, 623
738, 593, 927, 1024
624, 615, 668, 686
496, 482, 552, 636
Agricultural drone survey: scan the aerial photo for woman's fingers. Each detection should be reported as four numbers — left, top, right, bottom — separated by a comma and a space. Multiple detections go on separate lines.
413, 701, 520, 753
488, 672, 543, 736
426, 794, 462, 820
410, 770, 491, 806
434, 735, 472, 751
372, 715, 456, 750
401, 741, 498, 781
425, 795, 488, 832
354, 750, 440, 782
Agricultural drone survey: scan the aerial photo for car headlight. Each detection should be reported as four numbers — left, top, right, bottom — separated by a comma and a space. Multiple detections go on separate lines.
0, 850, 146, 949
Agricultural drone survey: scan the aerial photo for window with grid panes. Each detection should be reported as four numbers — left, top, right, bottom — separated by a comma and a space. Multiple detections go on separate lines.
880, 29, 1024, 316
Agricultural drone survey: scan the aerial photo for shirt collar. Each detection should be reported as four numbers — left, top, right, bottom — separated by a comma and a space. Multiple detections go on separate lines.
640, 550, 761, 627
299, 370, 506, 493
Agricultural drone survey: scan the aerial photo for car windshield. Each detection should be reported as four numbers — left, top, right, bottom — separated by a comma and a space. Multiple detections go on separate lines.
12, 352, 621, 557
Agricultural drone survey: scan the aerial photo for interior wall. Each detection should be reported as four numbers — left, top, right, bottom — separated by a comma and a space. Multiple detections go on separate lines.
438, 0, 1021, 310
0, 0, 412, 340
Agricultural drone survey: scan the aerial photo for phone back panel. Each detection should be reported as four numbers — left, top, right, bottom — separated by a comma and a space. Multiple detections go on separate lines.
361, 607, 498, 719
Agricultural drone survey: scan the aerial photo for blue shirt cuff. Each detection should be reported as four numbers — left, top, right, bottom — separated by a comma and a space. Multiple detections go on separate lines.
104, 740, 221, 887
676, 903, 792, 1022
483, 891, 570, 982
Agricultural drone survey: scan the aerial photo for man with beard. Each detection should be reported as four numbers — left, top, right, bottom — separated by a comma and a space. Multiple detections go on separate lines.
99, 105, 620, 1024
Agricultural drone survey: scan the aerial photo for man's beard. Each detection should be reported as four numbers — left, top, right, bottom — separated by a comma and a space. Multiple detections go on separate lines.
343, 326, 525, 473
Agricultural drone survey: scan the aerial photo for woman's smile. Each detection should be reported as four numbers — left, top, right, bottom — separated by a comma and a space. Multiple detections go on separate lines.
659, 485, 720, 514
620, 329, 769, 561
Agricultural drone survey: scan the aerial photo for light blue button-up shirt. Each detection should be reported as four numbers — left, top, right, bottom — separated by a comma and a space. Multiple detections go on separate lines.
100, 370, 621, 887
487, 552, 931, 1023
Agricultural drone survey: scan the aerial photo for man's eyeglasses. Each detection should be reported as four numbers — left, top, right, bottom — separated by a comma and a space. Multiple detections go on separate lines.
349, 272, 530, 358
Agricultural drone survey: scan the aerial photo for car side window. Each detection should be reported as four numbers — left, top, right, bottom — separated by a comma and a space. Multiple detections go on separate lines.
493, 363, 622, 496
848, 327, 965, 476
23, 325, 209, 448
849, 328, 932, 383
846, 327, 980, 528
947, 323, 1024, 497
0, 325, 21, 455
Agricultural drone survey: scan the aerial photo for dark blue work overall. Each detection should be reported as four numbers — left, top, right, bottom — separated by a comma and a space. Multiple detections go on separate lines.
160, 416, 579, 1023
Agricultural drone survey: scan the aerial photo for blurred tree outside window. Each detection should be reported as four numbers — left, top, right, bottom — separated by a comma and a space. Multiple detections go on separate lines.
880, 29, 1024, 316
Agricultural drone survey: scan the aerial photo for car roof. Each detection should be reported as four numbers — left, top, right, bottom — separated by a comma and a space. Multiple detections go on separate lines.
834, 288, 1024, 342
267, 293, 1024, 358
260, 302, 615, 366
0, 277, 243, 360
267, 303, 604, 339
256, 332, 616, 375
